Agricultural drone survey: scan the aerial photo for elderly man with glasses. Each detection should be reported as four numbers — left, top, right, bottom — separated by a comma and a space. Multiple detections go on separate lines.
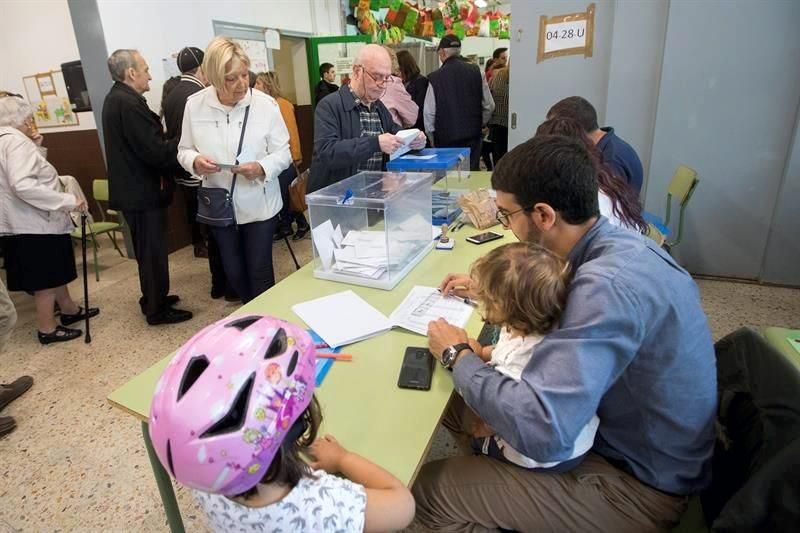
308, 44, 426, 192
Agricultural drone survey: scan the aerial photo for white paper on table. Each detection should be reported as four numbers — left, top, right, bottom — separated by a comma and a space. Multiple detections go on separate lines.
390, 286, 474, 336
311, 219, 335, 270
332, 225, 344, 248
292, 290, 393, 348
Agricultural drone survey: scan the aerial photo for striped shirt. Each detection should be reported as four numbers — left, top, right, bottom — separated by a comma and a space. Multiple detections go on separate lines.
489, 67, 509, 128
354, 96, 384, 172
174, 74, 205, 187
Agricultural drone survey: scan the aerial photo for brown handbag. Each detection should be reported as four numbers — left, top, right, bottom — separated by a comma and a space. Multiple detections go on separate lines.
288, 163, 308, 214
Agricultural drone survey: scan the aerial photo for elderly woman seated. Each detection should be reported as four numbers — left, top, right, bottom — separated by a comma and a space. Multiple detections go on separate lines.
0, 93, 99, 344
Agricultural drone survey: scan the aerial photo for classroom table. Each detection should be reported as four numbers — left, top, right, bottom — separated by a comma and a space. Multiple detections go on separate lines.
107, 171, 507, 532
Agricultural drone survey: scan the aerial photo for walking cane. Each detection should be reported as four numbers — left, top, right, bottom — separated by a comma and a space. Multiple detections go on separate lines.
81, 211, 92, 344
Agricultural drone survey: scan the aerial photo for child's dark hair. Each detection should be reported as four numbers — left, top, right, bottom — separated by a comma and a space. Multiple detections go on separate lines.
234, 395, 322, 499
471, 243, 570, 336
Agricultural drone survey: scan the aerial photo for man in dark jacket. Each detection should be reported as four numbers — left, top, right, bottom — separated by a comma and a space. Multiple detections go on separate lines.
424, 35, 495, 170
162, 47, 236, 302
314, 62, 339, 105
309, 45, 426, 193
163, 46, 207, 257
547, 96, 644, 194
102, 49, 192, 325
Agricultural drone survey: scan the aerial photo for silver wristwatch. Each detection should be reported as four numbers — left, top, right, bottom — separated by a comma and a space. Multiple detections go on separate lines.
441, 343, 471, 370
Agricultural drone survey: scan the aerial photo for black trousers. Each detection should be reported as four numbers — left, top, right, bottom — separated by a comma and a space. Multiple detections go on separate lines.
211, 217, 278, 304
490, 125, 509, 164
180, 184, 204, 246
124, 208, 170, 318
276, 165, 308, 230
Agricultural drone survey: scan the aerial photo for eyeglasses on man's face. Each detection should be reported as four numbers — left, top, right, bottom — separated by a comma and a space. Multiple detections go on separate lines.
356, 65, 393, 86
496, 206, 532, 227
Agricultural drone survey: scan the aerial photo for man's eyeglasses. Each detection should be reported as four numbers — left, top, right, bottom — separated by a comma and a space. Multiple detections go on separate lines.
356, 65, 393, 86
496, 206, 532, 227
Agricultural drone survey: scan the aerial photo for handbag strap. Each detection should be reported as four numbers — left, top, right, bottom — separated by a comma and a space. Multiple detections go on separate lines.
230, 96, 252, 198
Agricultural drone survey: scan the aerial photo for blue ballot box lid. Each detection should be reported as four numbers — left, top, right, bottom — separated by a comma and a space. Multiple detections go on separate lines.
387, 148, 470, 171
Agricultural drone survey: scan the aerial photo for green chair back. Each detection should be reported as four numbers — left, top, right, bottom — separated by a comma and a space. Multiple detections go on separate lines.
663, 165, 700, 248
93, 179, 110, 202
668, 165, 699, 206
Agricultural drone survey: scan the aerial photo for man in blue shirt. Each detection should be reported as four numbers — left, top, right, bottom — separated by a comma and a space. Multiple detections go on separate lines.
548, 96, 644, 194
414, 135, 716, 531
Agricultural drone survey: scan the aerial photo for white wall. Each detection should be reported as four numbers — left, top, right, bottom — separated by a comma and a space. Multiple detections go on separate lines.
0, 0, 96, 132
96, 0, 344, 111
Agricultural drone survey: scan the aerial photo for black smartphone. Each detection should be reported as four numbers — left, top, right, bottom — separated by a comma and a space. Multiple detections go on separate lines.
466, 231, 503, 245
398, 347, 434, 390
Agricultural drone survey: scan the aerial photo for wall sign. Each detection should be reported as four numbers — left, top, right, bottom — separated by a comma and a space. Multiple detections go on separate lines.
537, 3, 595, 63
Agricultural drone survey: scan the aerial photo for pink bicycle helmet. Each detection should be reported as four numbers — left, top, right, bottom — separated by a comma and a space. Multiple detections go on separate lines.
149, 315, 316, 496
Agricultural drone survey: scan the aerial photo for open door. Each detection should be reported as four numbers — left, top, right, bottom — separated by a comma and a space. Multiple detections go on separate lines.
306, 35, 371, 106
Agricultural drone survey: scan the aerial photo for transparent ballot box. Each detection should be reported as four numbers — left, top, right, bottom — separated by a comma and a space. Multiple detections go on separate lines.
387, 148, 470, 225
306, 171, 435, 290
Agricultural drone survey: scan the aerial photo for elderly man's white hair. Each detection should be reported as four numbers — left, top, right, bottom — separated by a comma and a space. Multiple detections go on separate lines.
0, 95, 33, 128
355, 44, 391, 67
107, 49, 140, 83
441, 47, 460, 59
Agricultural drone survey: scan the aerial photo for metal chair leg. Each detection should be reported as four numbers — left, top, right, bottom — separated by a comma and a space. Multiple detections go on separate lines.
284, 237, 301, 271
109, 231, 124, 257
142, 422, 185, 533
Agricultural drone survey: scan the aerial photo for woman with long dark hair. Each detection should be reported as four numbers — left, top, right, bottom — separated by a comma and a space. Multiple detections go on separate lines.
535, 117, 647, 233
396, 50, 428, 134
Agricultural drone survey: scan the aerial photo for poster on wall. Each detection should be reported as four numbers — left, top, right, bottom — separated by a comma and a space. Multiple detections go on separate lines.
234, 38, 270, 73
537, 3, 595, 63
22, 71, 79, 128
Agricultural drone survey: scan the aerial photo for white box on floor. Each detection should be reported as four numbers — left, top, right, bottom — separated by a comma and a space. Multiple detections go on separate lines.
307, 171, 434, 290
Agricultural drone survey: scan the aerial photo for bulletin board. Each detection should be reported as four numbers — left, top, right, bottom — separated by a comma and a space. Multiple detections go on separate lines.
234, 38, 270, 73
22, 70, 79, 128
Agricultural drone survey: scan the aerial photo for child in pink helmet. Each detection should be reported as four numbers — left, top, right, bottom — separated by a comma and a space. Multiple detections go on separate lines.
149, 314, 414, 532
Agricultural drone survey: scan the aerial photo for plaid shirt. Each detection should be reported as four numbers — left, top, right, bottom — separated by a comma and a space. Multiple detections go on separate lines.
354, 96, 384, 172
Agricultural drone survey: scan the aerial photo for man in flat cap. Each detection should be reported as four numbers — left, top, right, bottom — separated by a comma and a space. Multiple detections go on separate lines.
424, 34, 495, 170
162, 47, 236, 301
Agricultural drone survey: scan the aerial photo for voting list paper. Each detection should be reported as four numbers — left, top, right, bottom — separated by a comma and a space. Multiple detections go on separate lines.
390, 286, 474, 336
293, 286, 474, 348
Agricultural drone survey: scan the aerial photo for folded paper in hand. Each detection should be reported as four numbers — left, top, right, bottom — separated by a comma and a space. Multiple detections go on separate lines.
390, 128, 421, 160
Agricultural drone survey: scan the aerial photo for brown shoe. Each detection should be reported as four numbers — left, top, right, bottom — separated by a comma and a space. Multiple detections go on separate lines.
0, 376, 33, 412
0, 416, 16, 438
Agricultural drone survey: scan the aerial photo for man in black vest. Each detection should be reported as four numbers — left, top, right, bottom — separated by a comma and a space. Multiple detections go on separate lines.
102, 49, 192, 325
424, 35, 495, 170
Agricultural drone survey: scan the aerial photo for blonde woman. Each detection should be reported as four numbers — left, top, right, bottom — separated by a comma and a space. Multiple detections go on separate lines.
254, 72, 310, 241
178, 37, 291, 303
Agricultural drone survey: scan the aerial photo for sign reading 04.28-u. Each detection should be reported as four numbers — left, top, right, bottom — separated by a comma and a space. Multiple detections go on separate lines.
537, 3, 596, 63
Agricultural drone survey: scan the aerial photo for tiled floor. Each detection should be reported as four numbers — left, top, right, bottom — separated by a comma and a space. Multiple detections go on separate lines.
1, 238, 798, 532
